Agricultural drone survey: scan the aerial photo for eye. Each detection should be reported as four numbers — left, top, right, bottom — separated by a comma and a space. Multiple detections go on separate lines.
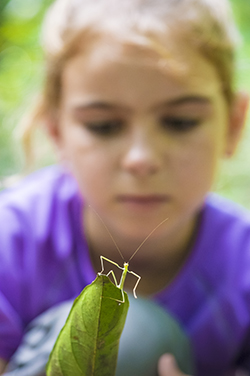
160, 117, 201, 132
84, 120, 124, 136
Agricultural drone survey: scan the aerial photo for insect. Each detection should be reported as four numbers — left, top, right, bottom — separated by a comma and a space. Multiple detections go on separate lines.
92, 208, 168, 303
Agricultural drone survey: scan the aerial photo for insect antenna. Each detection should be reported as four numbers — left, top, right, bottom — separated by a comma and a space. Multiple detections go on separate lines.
128, 217, 169, 262
89, 206, 125, 261
89, 206, 168, 263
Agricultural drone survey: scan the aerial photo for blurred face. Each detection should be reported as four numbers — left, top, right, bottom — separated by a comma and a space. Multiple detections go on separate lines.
52, 36, 242, 244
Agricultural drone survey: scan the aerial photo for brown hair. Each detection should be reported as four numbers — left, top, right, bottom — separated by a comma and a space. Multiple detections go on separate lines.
21, 0, 240, 165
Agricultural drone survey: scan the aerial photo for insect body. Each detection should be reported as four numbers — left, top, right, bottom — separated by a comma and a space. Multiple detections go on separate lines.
98, 256, 141, 303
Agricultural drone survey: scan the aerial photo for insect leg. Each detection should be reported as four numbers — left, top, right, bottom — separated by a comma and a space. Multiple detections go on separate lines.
106, 269, 118, 286
98, 255, 106, 275
127, 270, 141, 299
99, 256, 119, 285
98, 256, 126, 303
120, 289, 125, 304
99, 256, 124, 272
106, 289, 125, 304
104, 292, 125, 304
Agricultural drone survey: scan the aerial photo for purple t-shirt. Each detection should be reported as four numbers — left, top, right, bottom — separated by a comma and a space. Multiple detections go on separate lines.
0, 165, 250, 375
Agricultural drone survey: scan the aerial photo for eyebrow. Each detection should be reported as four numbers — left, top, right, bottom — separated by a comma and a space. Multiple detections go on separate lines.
72, 95, 212, 113
73, 101, 124, 112
157, 96, 213, 109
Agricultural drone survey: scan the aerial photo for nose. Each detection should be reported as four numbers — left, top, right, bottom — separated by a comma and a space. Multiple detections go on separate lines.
121, 128, 162, 177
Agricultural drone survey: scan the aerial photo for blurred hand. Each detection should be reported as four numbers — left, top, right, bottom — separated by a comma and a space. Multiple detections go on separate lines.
158, 354, 191, 376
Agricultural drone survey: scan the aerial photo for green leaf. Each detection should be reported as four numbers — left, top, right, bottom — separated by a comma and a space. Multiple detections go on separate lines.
46, 275, 129, 376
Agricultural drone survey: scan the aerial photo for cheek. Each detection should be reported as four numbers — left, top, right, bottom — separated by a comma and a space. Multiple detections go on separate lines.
59, 123, 99, 165
69, 148, 112, 188
171, 127, 225, 189
59, 127, 117, 192
68, 152, 111, 202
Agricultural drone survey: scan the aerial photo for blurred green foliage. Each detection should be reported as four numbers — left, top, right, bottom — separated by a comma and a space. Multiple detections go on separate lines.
0, 0, 53, 177
216, 0, 250, 207
0, 0, 250, 207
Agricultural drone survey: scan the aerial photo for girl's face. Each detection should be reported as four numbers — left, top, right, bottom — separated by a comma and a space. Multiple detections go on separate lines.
52, 37, 244, 242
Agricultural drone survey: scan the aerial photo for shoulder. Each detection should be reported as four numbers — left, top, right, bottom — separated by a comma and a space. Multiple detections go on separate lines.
205, 193, 250, 224
0, 165, 82, 317
0, 165, 80, 226
196, 193, 250, 286
0, 165, 82, 262
201, 193, 250, 248
163, 194, 250, 300
0, 165, 78, 211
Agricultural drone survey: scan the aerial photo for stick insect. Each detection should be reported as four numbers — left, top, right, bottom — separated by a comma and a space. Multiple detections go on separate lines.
92, 209, 168, 303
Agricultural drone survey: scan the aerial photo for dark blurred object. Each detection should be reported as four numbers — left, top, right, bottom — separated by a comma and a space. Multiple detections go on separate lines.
4, 295, 194, 376
4, 300, 72, 376
116, 295, 194, 376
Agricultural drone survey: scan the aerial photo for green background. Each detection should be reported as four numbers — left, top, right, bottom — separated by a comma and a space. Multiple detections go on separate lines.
0, 0, 250, 207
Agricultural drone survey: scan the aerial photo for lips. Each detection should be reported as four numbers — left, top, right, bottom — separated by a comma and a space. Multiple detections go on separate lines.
117, 195, 169, 204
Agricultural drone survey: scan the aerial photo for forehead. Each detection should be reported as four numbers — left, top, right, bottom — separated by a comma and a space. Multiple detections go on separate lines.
61, 34, 223, 107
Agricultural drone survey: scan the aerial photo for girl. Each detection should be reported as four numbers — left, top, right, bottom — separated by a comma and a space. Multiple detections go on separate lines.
0, 0, 249, 375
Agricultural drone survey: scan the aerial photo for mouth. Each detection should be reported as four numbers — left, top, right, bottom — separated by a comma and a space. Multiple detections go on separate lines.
117, 194, 170, 207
